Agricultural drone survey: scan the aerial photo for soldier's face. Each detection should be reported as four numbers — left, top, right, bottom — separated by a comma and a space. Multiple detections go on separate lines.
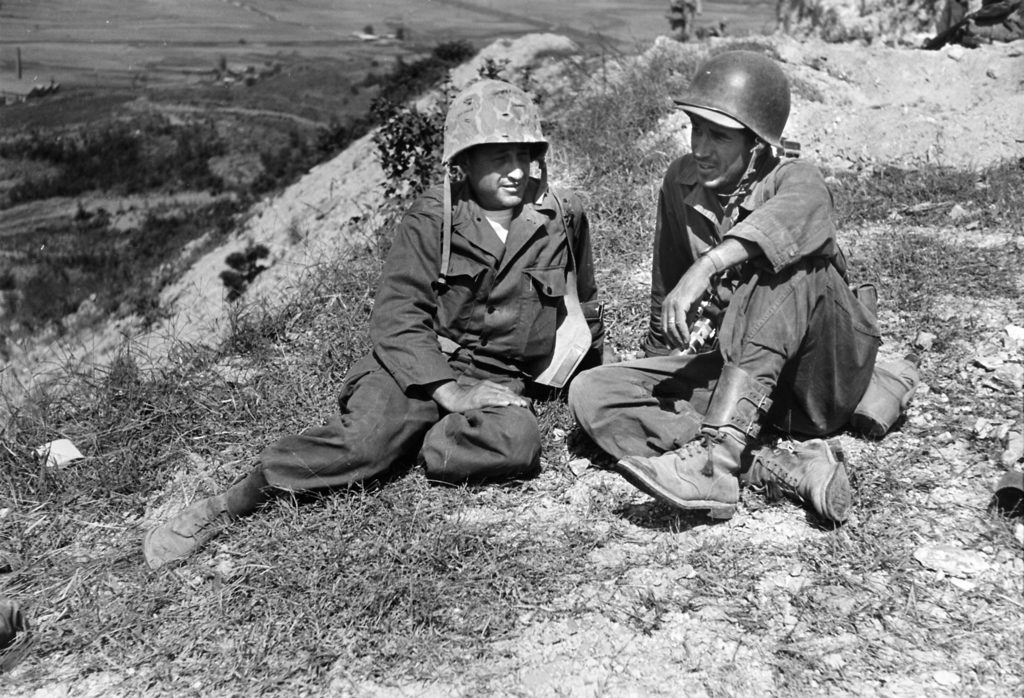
688, 115, 756, 191
464, 143, 532, 211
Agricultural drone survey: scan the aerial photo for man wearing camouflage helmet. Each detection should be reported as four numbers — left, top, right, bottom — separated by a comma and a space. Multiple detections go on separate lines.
144, 79, 605, 568
570, 50, 885, 523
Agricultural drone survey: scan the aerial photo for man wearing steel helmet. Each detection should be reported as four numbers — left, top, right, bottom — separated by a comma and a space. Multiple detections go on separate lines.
570, 50, 882, 523
143, 80, 605, 569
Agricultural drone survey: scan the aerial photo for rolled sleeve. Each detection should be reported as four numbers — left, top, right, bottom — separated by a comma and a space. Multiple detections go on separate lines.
724, 160, 837, 273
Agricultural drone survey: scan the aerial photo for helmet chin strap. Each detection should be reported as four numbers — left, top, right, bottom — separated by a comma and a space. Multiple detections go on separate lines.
721, 141, 777, 224
439, 169, 454, 288
534, 158, 548, 205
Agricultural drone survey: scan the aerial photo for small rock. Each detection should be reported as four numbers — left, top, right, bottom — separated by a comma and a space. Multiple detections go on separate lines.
822, 653, 845, 670
934, 670, 960, 686
992, 364, 1024, 391
913, 544, 990, 577
946, 44, 966, 61
1007, 324, 1024, 341
973, 355, 1004, 371
213, 556, 236, 579
985, 68, 997, 79
567, 458, 590, 477
909, 414, 930, 428
676, 563, 697, 580
1002, 432, 1024, 467
1014, 523, 1023, 547
949, 577, 976, 592
948, 203, 969, 220
34, 439, 85, 468
914, 331, 936, 351
973, 417, 993, 439
551, 428, 566, 441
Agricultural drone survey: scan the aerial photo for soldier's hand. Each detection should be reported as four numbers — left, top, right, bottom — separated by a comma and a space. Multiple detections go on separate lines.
431, 379, 531, 413
662, 257, 715, 350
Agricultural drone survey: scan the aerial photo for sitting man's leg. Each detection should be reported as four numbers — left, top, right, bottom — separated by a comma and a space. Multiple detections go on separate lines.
421, 402, 542, 484
617, 260, 878, 521
143, 356, 440, 568
568, 351, 722, 460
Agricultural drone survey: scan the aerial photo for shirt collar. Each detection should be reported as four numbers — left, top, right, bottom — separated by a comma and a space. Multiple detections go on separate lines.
676, 147, 780, 223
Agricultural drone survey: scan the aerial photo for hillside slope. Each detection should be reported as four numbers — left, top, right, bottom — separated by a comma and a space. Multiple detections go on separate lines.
3, 33, 1020, 419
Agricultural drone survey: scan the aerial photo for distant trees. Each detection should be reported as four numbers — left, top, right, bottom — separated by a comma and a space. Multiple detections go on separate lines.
0, 117, 225, 208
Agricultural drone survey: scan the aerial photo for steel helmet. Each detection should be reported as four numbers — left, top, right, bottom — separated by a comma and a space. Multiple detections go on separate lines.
442, 79, 548, 165
674, 50, 790, 148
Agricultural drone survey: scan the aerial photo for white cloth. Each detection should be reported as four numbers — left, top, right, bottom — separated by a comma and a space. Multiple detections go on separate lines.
483, 208, 513, 244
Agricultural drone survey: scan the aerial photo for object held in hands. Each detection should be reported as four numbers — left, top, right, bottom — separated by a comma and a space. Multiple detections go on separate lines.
685, 300, 717, 354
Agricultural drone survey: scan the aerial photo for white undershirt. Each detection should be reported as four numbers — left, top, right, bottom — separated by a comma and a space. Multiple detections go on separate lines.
483, 208, 514, 244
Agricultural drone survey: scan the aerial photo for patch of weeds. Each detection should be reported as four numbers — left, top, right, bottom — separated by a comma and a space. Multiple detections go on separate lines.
856, 230, 1019, 313
832, 160, 1024, 229
371, 97, 446, 197
220, 243, 271, 302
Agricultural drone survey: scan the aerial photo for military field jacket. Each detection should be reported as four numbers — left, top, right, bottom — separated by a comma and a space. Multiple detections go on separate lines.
646, 152, 847, 353
371, 179, 603, 393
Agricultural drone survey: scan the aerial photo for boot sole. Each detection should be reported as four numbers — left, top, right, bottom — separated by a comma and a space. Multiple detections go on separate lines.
818, 439, 852, 523
615, 461, 737, 519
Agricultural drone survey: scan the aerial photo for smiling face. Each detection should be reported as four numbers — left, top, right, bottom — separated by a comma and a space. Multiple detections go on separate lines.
688, 114, 757, 192
461, 142, 534, 211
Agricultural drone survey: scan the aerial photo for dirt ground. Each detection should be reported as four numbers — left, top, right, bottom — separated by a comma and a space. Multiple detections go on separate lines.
2, 25, 1023, 698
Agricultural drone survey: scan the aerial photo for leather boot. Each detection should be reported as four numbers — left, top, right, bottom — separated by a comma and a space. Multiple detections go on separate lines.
616, 364, 772, 519
143, 494, 231, 569
744, 438, 852, 523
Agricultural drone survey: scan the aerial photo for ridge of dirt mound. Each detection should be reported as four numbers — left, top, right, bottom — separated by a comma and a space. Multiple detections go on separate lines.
646, 34, 1024, 171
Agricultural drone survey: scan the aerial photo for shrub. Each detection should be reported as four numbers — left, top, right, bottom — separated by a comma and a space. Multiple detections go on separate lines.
432, 40, 475, 64
220, 244, 271, 301
371, 98, 445, 197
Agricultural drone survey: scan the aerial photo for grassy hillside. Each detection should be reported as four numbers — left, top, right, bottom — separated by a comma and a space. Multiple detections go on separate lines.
1, 34, 1022, 698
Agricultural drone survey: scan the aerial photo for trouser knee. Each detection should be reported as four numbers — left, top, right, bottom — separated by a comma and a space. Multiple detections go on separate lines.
568, 366, 604, 428
421, 406, 541, 484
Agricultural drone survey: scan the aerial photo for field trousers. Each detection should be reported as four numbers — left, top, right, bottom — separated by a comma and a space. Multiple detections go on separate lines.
256, 354, 542, 491
569, 259, 880, 460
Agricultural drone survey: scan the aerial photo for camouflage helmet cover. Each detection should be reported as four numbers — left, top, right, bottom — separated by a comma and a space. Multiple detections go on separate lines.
442, 79, 548, 165
674, 50, 791, 147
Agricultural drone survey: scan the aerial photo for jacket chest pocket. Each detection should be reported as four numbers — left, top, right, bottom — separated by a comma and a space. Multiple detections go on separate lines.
436, 257, 491, 331
516, 265, 567, 363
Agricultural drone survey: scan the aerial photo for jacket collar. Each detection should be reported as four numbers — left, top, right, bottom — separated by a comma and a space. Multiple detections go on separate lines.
677, 146, 780, 226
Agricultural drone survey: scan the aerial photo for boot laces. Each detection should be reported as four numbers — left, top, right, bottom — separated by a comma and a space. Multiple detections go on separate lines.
753, 453, 800, 502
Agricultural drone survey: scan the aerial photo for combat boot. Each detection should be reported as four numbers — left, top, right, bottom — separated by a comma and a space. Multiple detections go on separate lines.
744, 438, 852, 523
615, 364, 772, 519
143, 494, 231, 569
